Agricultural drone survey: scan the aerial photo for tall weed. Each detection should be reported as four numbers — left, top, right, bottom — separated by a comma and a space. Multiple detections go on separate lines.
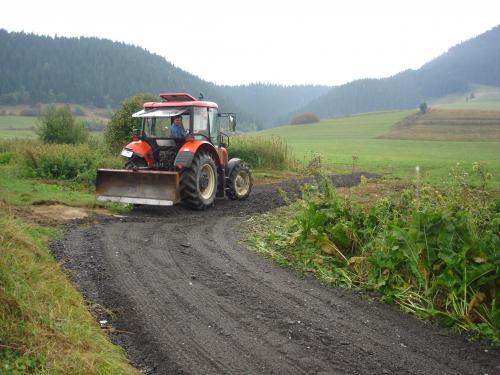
251, 166, 500, 343
230, 135, 295, 170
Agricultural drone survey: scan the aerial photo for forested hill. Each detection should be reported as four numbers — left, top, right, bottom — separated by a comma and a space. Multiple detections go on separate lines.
0, 30, 327, 129
2, 26, 499, 127
298, 25, 500, 118
0, 30, 258, 126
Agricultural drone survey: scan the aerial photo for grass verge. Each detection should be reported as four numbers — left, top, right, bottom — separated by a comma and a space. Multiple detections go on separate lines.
0, 213, 138, 374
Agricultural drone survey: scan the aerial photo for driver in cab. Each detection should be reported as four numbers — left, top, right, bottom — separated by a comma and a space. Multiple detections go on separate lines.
170, 115, 187, 139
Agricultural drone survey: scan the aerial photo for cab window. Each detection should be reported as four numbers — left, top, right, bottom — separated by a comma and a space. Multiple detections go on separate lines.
143, 117, 171, 138
209, 108, 218, 144
193, 107, 209, 138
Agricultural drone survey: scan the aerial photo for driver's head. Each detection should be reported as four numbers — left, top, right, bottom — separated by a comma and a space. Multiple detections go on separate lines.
173, 115, 183, 125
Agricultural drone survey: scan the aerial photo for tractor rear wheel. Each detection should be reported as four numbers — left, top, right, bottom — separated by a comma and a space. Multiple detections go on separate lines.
227, 162, 252, 200
180, 152, 218, 209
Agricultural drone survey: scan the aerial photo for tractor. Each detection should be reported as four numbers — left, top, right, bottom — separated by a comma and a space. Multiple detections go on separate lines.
96, 93, 252, 209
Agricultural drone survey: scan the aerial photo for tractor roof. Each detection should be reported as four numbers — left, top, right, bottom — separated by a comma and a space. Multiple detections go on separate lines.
143, 93, 218, 109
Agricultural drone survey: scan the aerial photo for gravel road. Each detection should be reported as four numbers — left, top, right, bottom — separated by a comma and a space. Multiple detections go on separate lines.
51, 173, 499, 375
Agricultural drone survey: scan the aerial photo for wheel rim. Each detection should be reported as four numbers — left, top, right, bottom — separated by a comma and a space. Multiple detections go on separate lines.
235, 171, 250, 196
199, 164, 216, 200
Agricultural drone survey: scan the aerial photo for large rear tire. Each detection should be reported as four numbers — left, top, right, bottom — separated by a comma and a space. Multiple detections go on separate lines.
180, 152, 218, 209
227, 162, 252, 200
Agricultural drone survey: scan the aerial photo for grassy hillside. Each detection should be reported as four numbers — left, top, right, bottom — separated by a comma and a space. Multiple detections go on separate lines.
258, 110, 500, 187
379, 108, 500, 141
431, 85, 500, 110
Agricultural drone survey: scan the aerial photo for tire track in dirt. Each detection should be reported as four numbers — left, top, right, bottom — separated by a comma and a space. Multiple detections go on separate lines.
51, 174, 499, 374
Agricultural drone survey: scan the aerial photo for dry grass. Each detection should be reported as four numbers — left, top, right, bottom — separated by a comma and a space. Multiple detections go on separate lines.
379, 108, 500, 141
0, 211, 138, 374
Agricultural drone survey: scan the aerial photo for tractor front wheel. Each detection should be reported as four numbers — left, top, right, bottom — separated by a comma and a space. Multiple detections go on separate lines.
125, 156, 147, 169
180, 152, 218, 209
227, 162, 252, 200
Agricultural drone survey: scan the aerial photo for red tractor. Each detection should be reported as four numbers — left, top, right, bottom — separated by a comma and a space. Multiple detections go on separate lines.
96, 93, 252, 209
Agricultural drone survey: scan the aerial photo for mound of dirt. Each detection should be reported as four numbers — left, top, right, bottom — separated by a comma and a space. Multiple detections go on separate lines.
30, 204, 89, 224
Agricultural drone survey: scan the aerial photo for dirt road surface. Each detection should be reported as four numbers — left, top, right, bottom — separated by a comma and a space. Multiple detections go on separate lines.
52, 173, 499, 375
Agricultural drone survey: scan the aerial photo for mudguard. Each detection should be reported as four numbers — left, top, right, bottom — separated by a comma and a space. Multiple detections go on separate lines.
174, 139, 220, 168
227, 158, 242, 176
123, 140, 154, 166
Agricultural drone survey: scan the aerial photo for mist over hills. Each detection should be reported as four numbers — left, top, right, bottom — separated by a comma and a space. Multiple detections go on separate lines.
298, 25, 500, 118
1, 25, 499, 130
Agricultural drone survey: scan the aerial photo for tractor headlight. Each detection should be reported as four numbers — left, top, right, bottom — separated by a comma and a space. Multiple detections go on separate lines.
120, 149, 133, 158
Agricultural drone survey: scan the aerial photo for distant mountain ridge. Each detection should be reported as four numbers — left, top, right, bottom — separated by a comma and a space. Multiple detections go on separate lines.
0, 29, 327, 129
1, 26, 499, 129
298, 25, 500, 118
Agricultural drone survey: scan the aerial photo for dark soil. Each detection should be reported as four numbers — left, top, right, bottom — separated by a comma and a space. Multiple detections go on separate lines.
51, 172, 499, 375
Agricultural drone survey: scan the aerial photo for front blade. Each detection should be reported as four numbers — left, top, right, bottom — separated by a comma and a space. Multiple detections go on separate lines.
96, 169, 180, 206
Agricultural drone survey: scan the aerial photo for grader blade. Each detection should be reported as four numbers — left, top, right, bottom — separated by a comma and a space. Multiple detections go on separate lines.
96, 169, 180, 206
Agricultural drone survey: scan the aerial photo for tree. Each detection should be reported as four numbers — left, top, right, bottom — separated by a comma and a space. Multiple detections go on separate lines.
104, 94, 156, 153
36, 105, 88, 144
419, 102, 428, 114
289, 112, 320, 125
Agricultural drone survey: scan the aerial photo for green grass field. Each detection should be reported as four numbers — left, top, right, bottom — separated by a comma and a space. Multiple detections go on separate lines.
0, 115, 37, 129
258, 110, 500, 187
380, 108, 500, 141
0, 116, 37, 138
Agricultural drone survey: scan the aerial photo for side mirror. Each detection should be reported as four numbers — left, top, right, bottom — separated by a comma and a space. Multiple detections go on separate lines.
229, 115, 236, 132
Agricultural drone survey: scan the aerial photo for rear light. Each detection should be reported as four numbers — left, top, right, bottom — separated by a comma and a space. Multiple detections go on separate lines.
132, 135, 140, 141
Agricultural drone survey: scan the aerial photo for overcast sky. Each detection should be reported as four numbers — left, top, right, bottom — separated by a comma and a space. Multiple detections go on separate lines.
1, 0, 499, 86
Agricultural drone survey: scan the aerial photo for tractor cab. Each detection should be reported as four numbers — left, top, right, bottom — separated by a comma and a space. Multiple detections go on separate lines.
123, 94, 223, 170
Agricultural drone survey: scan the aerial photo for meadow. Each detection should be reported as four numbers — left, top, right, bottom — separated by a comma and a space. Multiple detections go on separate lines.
0, 104, 111, 139
258, 110, 500, 187
0, 115, 37, 138
432, 85, 500, 110
380, 108, 500, 141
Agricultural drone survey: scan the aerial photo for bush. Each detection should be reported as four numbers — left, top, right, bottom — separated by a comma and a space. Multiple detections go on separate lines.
36, 105, 88, 144
289, 112, 320, 125
22, 143, 121, 185
104, 93, 156, 153
0, 152, 13, 165
71, 106, 85, 116
419, 102, 428, 114
229, 136, 294, 170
